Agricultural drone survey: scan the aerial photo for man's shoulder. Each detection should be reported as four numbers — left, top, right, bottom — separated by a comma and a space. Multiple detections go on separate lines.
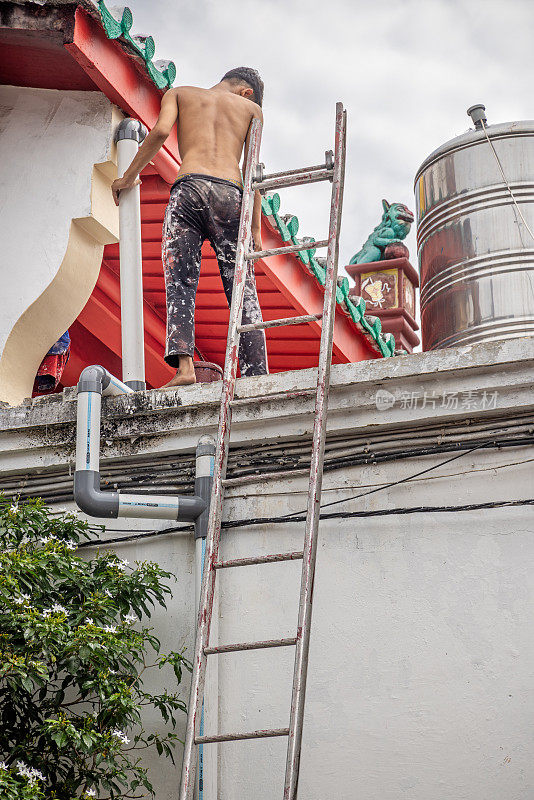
172, 85, 204, 98
239, 95, 263, 121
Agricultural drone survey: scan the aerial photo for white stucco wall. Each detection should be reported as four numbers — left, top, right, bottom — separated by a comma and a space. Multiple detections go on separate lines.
0, 85, 119, 405
0, 339, 533, 799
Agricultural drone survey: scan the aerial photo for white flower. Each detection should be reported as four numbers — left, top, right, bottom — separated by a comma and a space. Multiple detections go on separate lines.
86, 789, 97, 798
16, 760, 45, 783
104, 625, 117, 634
115, 559, 129, 571
10, 503, 18, 514
112, 728, 130, 744
124, 613, 136, 624
13, 594, 29, 605
85, 617, 95, 626
42, 609, 52, 618
51, 603, 67, 614
39, 537, 51, 545
65, 541, 77, 550
103, 589, 112, 598
0, 761, 7, 770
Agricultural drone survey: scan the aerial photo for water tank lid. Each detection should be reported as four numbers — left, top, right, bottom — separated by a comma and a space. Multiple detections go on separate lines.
414, 119, 534, 187
466, 104, 487, 129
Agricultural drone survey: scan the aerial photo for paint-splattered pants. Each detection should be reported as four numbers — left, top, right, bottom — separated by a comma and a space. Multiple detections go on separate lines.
162, 174, 268, 376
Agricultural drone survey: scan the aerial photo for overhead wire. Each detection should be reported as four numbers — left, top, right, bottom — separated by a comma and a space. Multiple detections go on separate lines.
79, 439, 533, 548
481, 118, 534, 246
84, 434, 533, 536
78, 498, 534, 549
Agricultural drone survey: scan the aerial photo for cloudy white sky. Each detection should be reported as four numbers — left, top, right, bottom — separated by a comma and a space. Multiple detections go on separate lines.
125, 0, 534, 269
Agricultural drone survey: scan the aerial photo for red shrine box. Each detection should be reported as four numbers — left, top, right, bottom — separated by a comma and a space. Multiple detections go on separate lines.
346, 257, 420, 352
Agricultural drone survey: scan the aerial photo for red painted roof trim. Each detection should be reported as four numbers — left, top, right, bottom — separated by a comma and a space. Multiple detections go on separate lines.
65, 8, 180, 184
260, 218, 378, 363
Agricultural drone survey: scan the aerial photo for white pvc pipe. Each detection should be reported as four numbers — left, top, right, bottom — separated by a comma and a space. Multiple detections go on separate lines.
117, 136, 146, 389
75, 392, 101, 472
103, 374, 134, 397
118, 494, 181, 520
74, 367, 206, 522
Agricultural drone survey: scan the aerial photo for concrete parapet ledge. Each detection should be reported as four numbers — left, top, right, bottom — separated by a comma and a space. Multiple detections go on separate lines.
0, 337, 533, 474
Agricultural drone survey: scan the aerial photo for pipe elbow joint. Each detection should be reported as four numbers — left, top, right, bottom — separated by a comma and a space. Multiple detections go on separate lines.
74, 471, 119, 519
77, 365, 110, 395
115, 118, 148, 144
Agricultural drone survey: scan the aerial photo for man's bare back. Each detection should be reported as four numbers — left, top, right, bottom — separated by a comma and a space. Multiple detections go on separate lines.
173, 86, 261, 184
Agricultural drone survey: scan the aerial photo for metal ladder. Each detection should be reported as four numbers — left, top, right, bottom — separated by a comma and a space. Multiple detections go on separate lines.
179, 102, 347, 800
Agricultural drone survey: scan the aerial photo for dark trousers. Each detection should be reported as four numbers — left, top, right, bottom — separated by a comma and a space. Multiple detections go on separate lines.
162, 174, 268, 376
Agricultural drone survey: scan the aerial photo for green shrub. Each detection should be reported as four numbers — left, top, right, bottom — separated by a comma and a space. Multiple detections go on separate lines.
0, 498, 190, 799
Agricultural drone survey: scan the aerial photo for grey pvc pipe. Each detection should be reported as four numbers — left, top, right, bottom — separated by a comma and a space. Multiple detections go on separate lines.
194, 436, 216, 541
115, 118, 148, 392
74, 365, 206, 521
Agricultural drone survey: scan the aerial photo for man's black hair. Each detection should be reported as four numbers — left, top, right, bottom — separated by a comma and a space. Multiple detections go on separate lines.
222, 67, 264, 107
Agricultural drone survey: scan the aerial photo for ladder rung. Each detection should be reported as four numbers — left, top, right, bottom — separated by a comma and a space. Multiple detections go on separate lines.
246, 239, 328, 261
204, 636, 296, 656
258, 162, 328, 182
213, 552, 304, 569
195, 727, 289, 745
255, 169, 332, 192
238, 314, 321, 334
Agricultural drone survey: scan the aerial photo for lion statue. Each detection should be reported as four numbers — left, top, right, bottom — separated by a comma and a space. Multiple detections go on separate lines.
349, 199, 414, 264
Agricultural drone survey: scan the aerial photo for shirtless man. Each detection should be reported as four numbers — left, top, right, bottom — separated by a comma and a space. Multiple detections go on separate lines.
111, 67, 268, 387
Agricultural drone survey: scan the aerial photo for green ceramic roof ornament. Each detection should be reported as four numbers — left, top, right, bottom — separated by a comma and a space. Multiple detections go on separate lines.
349, 200, 414, 264
97, 1, 176, 90
260, 193, 395, 357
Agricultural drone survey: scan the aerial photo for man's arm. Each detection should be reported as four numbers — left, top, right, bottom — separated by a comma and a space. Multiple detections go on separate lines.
242, 107, 264, 250
111, 89, 179, 206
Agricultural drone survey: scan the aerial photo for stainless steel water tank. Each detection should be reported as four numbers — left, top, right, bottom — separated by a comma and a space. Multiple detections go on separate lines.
414, 116, 534, 350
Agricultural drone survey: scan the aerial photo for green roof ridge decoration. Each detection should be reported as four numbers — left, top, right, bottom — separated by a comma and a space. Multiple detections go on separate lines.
97, 1, 176, 90
261, 193, 396, 358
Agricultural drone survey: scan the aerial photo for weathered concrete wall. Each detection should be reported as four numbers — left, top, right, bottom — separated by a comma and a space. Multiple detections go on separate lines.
1, 338, 533, 799
0, 85, 120, 405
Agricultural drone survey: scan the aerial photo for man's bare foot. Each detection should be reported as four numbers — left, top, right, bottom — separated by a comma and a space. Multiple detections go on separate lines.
161, 357, 196, 388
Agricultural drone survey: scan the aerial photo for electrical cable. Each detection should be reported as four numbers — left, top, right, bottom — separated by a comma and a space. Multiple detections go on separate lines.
85, 434, 533, 534
78, 498, 534, 549
78, 439, 532, 548
276, 443, 484, 520
231, 454, 534, 498
223, 498, 534, 528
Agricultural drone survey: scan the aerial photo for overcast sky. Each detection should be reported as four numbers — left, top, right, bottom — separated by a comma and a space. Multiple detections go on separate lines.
124, 0, 534, 269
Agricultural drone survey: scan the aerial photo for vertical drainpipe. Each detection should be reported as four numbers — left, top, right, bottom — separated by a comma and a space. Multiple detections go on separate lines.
115, 118, 148, 391
194, 436, 216, 800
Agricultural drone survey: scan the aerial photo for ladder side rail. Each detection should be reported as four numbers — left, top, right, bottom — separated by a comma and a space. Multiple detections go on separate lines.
283, 103, 347, 800
178, 118, 263, 800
